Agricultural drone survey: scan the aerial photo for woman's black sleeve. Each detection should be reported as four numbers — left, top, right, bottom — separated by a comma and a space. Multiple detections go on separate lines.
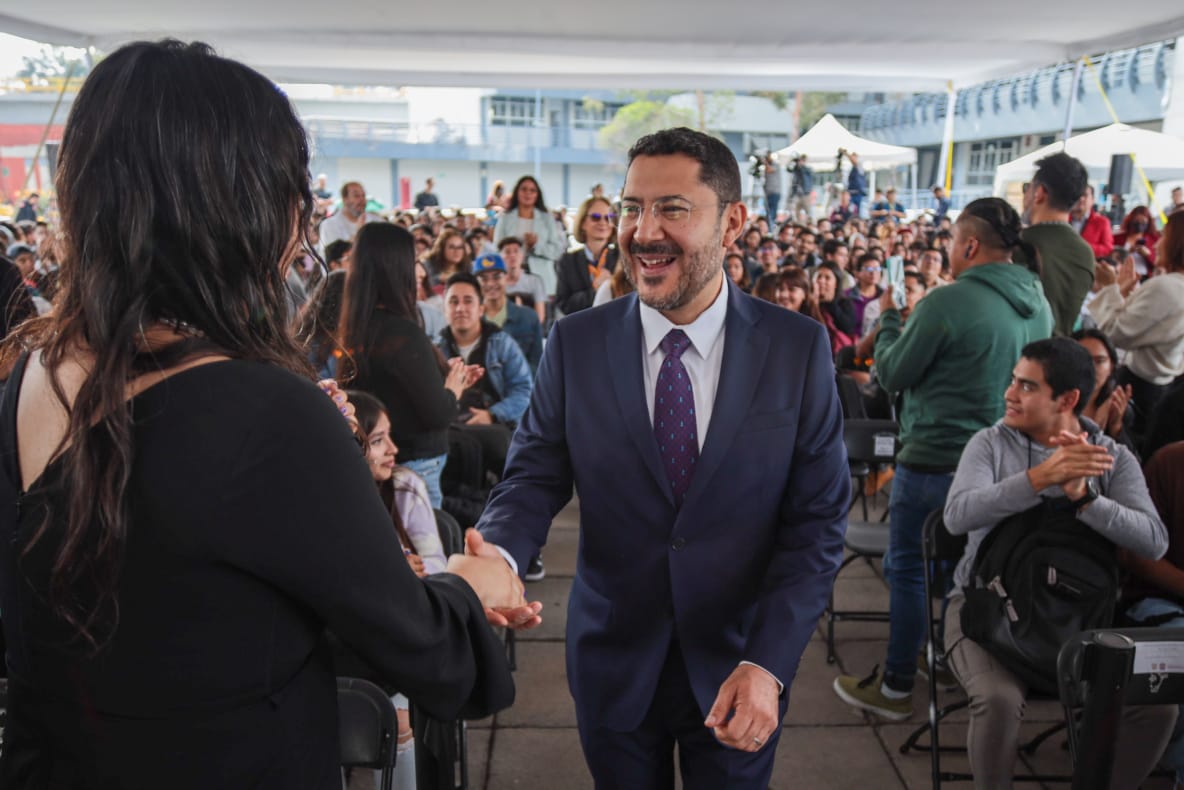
213, 379, 513, 721
554, 252, 594, 315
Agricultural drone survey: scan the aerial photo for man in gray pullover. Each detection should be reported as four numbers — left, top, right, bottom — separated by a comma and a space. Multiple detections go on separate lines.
943, 337, 1174, 789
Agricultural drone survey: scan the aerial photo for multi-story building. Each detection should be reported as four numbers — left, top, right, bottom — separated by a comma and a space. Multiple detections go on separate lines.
856, 38, 1183, 208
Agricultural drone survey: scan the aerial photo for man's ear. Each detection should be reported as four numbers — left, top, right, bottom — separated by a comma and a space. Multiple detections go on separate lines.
721, 202, 748, 248
1059, 388, 1082, 415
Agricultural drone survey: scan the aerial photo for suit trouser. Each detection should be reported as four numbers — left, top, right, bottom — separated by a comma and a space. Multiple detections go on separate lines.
945, 594, 1177, 790
576, 640, 785, 790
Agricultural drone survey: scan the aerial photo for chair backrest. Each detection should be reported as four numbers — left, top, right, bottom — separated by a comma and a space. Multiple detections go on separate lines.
337, 676, 398, 771
434, 508, 465, 557
922, 508, 967, 565
1057, 627, 1184, 708
836, 374, 868, 420
843, 419, 900, 465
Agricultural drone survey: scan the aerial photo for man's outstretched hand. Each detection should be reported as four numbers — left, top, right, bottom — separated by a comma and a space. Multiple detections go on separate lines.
465, 529, 544, 630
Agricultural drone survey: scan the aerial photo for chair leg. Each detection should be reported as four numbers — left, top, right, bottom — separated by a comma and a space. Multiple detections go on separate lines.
505, 629, 517, 672
1020, 720, 1066, 755
457, 720, 468, 790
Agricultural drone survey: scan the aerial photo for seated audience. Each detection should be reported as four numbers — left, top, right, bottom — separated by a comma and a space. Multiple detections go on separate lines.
942, 338, 1173, 790
555, 196, 618, 317
474, 253, 543, 373
1089, 210, 1184, 438
426, 227, 471, 291
436, 272, 532, 483
812, 265, 856, 354
499, 236, 547, 324
845, 253, 883, 337
295, 269, 346, 379
1114, 206, 1161, 276
324, 239, 352, 272
724, 251, 751, 293
1071, 328, 1137, 454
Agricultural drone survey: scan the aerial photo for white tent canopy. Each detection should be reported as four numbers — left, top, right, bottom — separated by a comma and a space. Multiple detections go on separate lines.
4, 4, 1184, 91
774, 114, 916, 172
992, 123, 1184, 195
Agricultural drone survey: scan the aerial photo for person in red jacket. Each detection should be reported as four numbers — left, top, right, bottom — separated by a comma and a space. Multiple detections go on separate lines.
1073, 185, 1113, 258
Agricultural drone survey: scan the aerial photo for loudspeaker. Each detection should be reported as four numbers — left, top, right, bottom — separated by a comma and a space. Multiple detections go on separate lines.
1107, 154, 1133, 196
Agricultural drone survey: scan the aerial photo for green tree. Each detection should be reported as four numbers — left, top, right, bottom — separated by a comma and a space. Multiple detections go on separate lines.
597, 100, 696, 162
16, 46, 91, 85
796, 92, 846, 135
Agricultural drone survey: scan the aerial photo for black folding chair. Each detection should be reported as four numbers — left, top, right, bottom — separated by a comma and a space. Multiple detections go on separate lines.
824, 419, 899, 663
844, 418, 898, 521
900, 510, 1069, 787
1057, 627, 1184, 789
337, 677, 398, 790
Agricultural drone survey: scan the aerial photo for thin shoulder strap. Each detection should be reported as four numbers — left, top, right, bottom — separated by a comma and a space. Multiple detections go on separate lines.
0, 351, 32, 486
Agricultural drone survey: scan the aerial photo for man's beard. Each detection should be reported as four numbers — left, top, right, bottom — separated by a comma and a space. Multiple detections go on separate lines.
623, 229, 723, 314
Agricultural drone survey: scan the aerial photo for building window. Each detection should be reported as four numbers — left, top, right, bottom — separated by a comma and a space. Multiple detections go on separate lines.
490, 97, 540, 127
966, 139, 1019, 186
572, 102, 623, 129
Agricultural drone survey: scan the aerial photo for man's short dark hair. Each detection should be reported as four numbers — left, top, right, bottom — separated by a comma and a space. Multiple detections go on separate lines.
903, 270, 927, 291
855, 252, 879, 271
324, 239, 352, 267
1032, 152, 1089, 213
497, 235, 523, 251
445, 271, 483, 301
758, 236, 779, 249
1020, 337, 1096, 415
627, 127, 741, 207
822, 239, 848, 258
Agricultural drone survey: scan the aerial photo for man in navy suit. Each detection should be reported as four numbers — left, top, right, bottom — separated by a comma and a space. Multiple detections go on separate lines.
470, 128, 850, 788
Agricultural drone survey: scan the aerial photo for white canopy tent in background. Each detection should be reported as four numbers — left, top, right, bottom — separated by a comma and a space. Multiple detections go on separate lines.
993, 123, 1184, 201
774, 114, 918, 208
774, 114, 916, 171
3, 4, 1184, 92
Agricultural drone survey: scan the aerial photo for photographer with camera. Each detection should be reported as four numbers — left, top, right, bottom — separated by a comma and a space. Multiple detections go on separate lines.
842, 149, 868, 216
762, 153, 782, 221
788, 154, 815, 222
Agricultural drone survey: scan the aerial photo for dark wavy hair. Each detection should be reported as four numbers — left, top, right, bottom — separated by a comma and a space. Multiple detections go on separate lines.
337, 222, 420, 379
1, 40, 315, 651
507, 175, 548, 213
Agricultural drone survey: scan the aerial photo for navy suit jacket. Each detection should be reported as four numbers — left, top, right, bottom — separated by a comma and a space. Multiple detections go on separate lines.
478, 280, 849, 731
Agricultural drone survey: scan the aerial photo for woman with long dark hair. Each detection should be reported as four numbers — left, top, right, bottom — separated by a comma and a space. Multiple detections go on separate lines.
492, 175, 565, 298
1071, 328, 1135, 450
425, 226, 471, 291
338, 221, 478, 509
0, 41, 532, 789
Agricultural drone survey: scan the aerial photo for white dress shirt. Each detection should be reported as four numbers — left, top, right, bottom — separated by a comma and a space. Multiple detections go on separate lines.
638, 276, 729, 447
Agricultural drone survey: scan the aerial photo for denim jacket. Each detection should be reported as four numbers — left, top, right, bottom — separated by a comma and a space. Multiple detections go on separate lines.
438, 322, 533, 425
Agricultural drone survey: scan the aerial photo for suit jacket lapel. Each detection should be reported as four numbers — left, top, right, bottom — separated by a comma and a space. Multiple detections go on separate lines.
605, 295, 674, 506
682, 284, 768, 512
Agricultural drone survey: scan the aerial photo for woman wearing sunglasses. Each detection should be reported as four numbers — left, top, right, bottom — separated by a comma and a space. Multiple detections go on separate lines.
555, 196, 620, 317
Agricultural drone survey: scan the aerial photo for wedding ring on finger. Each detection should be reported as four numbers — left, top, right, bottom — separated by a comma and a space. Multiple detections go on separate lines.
752, 736, 763, 746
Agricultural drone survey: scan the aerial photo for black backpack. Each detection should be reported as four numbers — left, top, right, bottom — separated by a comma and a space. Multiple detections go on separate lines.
960, 499, 1119, 695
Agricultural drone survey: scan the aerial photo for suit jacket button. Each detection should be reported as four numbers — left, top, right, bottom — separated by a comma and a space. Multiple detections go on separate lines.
671, 538, 686, 551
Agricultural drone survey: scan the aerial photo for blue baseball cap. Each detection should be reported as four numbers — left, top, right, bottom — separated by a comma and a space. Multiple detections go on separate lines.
473, 253, 506, 274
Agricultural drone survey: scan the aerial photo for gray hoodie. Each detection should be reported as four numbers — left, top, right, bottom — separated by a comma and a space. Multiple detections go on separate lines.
944, 417, 1167, 591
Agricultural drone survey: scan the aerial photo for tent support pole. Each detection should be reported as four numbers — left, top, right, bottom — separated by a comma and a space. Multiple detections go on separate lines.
1063, 59, 1085, 147
937, 81, 957, 194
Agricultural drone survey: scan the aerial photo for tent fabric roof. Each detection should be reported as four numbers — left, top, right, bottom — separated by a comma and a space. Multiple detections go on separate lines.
992, 123, 1184, 192
4, 5, 1184, 91
774, 114, 916, 171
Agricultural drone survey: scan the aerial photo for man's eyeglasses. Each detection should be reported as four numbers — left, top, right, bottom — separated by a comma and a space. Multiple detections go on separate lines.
619, 199, 711, 228
587, 212, 617, 224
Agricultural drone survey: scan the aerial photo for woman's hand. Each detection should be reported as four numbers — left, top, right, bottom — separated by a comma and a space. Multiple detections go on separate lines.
1117, 257, 1139, 297
406, 552, 426, 578
444, 358, 469, 399
1106, 384, 1132, 438
317, 379, 357, 433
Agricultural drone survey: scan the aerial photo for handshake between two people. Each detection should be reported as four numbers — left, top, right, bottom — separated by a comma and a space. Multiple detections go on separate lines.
446, 529, 544, 631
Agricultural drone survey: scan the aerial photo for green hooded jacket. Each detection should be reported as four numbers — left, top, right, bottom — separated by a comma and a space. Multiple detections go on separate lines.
873, 262, 1054, 468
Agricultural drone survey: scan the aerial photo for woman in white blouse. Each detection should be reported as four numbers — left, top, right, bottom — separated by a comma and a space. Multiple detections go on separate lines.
1089, 209, 1184, 436
493, 176, 566, 299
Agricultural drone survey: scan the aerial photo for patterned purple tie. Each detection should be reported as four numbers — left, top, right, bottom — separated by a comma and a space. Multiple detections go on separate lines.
653, 329, 699, 508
